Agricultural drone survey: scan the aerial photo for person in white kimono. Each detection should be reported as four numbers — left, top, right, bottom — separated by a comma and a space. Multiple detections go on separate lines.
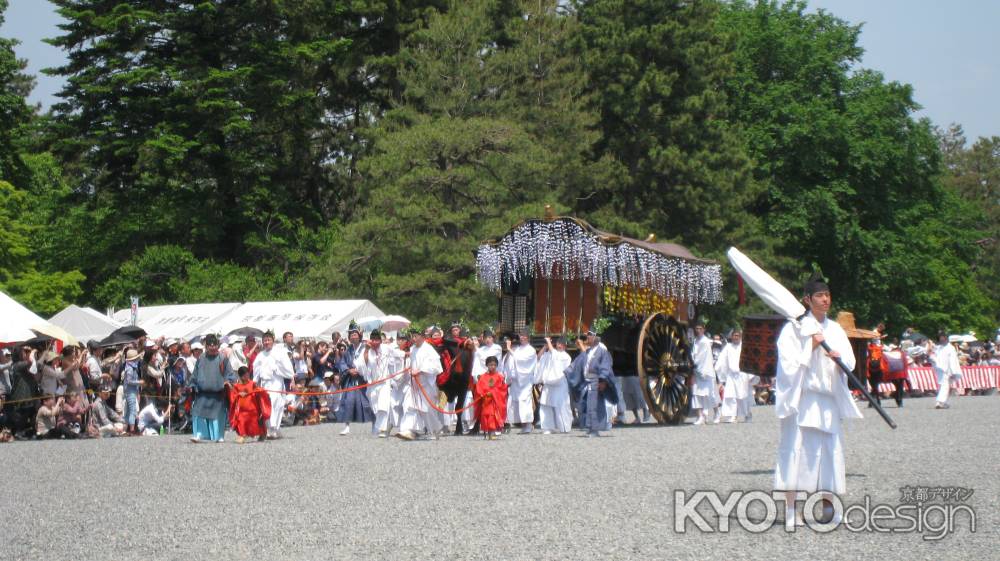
358, 330, 396, 437
504, 331, 537, 434
252, 331, 295, 439
690, 324, 720, 425
395, 330, 444, 441
387, 333, 411, 431
929, 331, 961, 409
464, 331, 502, 433
716, 329, 759, 423
535, 336, 573, 434
774, 274, 861, 527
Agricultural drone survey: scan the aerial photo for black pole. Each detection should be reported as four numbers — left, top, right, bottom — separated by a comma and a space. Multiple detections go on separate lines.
820, 340, 897, 429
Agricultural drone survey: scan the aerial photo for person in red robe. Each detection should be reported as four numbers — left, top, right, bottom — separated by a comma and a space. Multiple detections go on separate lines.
474, 356, 508, 440
228, 366, 271, 443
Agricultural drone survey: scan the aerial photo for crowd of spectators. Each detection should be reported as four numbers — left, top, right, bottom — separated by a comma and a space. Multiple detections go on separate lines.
0, 328, 391, 441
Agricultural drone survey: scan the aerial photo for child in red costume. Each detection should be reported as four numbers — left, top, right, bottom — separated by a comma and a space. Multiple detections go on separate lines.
474, 356, 508, 440
229, 366, 271, 443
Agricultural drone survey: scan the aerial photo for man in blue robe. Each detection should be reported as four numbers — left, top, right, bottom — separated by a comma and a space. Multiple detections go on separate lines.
189, 334, 235, 443
566, 331, 619, 437
335, 324, 372, 435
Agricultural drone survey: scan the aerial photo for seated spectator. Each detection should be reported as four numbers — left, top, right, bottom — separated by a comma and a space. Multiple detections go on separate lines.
137, 400, 172, 435
36, 396, 77, 439
286, 382, 314, 426
304, 377, 325, 425
57, 391, 87, 437
322, 372, 338, 422
88, 387, 126, 438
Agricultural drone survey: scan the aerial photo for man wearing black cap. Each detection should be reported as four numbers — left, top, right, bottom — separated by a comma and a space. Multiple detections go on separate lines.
252, 331, 295, 439
690, 322, 720, 426
568, 330, 618, 437
189, 334, 235, 443
536, 336, 573, 434
774, 272, 860, 527
387, 331, 412, 428
359, 329, 395, 437
396, 328, 444, 440
337, 323, 372, 435
504, 329, 537, 434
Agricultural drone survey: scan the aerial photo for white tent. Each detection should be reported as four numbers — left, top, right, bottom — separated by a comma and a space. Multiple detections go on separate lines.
194, 300, 385, 341
113, 303, 240, 339
48, 305, 124, 344
0, 290, 49, 343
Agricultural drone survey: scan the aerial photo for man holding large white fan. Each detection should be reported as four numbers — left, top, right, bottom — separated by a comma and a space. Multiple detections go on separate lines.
773, 272, 862, 527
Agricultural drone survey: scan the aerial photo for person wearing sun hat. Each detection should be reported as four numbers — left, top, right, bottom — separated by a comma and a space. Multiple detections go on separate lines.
121, 348, 144, 435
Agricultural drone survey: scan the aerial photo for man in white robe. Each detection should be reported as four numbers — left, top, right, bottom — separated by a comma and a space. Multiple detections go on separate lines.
464, 331, 502, 433
691, 324, 720, 425
774, 274, 862, 527
504, 332, 537, 434
358, 330, 396, 437
252, 332, 295, 439
396, 330, 444, 441
535, 336, 573, 434
387, 335, 411, 431
929, 331, 961, 409
716, 329, 759, 423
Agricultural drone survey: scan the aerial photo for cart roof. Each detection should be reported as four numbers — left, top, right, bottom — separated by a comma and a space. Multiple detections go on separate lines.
475, 215, 723, 304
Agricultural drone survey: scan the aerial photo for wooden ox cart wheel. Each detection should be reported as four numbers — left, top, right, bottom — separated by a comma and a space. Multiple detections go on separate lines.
636, 313, 693, 424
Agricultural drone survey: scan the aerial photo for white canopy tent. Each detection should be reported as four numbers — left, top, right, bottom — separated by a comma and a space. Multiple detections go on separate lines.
193, 300, 385, 341
113, 303, 240, 339
48, 305, 124, 344
0, 290, 50, 343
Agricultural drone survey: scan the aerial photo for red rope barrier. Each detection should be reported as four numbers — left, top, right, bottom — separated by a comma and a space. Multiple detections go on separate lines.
258, 369, 406, 397
411, 373, 484, 415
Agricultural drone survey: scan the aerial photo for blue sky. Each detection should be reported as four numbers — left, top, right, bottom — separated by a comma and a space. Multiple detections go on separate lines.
2, 0, 997, 141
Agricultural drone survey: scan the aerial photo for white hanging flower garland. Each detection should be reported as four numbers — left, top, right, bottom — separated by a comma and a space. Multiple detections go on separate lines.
475, 218, 723, 304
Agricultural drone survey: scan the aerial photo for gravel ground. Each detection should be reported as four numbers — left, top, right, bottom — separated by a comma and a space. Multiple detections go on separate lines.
1, 394, 996, 561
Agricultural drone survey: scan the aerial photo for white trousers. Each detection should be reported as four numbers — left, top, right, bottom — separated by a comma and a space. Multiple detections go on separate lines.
539, 403, 572, 433
373, 410, 390, 433
399, 408, 442, 435
774, 416, 846, 494
720, 396, 753, 419
268, 393, 286, 431
508, 383, 534, 424
936, 376, 953, 404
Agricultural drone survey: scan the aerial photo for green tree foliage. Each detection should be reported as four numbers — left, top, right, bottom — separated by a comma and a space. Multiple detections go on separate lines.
938, 125, 1000, 326
44, 0, 448, 298
572, 0, 754, 246
718, 0, 994, 335
0, 1, 84, 315
95, 245, 278, 307
302, 1, 612, 325
0, 0, 991, 338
